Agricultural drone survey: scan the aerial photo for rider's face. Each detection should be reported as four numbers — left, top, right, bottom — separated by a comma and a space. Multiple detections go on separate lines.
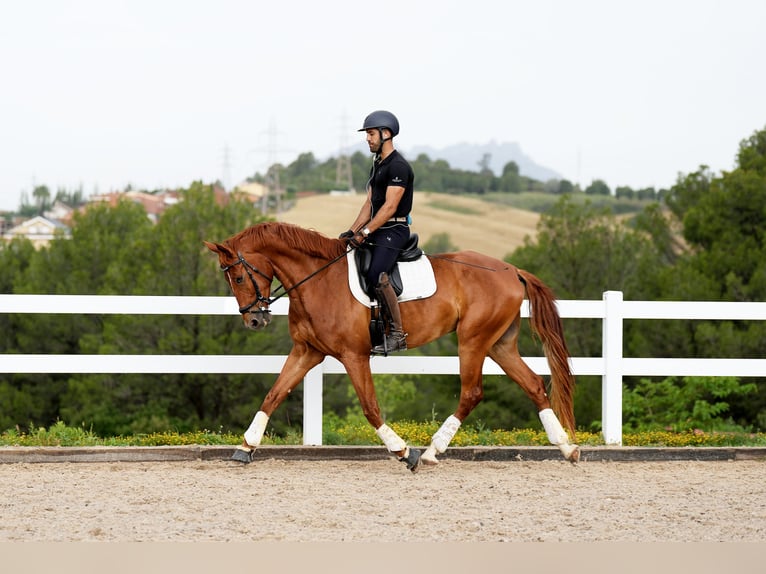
365, 128, 383, 153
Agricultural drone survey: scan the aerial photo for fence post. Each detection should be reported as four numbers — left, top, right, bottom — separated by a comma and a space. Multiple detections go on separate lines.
302, 363, 324, 445
602, 290, 623, 445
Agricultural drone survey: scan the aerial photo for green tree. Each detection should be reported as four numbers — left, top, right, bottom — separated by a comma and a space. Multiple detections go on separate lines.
0, 237, 38, 429
1, 183, 296, 435
4, 200, 155, 431
584, 179, 610, 196
32, 185, 52, 214
54, 186, 87, 208
423, 232, 459, 254
10, 199, 153, 357
506, 195, 675, 429
655, 127, 766, 427
509, 195, 656, 303
635, 187, 657, 201
59, 183, 283, 435
660, 127, 766, 305
623, 376, 756, 432
664, 167, 713, 221
0, 237, 35, 296
558, 179, 575, 195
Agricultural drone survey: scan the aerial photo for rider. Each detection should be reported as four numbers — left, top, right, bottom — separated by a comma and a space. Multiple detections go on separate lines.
340, 110, 414, 355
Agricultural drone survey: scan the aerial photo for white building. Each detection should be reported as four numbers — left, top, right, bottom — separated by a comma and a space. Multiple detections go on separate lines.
2, 215, 70, 248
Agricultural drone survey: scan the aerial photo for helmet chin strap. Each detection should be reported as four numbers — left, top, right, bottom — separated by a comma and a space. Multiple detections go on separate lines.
373, 128, 391, 159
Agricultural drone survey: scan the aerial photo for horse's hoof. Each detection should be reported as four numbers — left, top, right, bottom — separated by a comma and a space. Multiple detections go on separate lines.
562, 444, 580, 464
399, 448, 421, 473
231, 447, 255, 464
569, 446, 581, 464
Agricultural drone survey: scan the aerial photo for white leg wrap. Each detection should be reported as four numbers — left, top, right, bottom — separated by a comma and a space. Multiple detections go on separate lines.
376, 424, 407, 453
431, 415, 462, 454
421, 445, 439, 465
244, 411, 269, 447
539, 408, 569, 445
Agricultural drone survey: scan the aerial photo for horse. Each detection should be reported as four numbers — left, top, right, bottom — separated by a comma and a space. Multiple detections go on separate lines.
204, 221, 579, 471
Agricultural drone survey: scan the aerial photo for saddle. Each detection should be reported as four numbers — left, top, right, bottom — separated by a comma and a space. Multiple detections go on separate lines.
353, 233, 424, 297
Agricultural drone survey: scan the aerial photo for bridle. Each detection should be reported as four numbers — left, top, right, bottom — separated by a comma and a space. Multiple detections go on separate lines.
221, 251, 276, 314
220, 249, 349, 315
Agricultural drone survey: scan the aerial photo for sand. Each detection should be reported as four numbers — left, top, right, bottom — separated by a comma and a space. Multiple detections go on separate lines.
1, 458, 763, 542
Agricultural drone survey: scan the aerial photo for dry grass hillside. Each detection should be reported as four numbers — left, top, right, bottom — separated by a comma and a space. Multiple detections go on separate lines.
278, 192, 539, 260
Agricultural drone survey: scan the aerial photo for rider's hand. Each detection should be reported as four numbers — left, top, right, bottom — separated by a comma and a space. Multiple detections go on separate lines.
338, 229, 355, 239
348, 232, 365, 248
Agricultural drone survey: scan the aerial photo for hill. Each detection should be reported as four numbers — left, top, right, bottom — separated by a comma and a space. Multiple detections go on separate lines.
339, 140, 561, 182
278, 192, 539, 260
406, 141, 562, 182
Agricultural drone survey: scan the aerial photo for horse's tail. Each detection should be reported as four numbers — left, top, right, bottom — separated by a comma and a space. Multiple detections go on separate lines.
517, 269, 576, 437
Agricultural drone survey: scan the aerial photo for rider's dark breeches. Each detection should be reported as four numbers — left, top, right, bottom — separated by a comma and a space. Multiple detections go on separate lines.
364, 224, 410, 298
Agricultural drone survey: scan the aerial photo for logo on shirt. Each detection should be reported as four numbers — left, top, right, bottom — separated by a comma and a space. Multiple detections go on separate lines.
392, 176, 403, 183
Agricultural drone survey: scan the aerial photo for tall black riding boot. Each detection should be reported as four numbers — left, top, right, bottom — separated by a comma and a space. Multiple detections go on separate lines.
371, 272, 407, 355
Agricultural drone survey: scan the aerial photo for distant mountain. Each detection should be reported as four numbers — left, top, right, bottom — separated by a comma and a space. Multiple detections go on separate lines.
336, 140, 562, 183
404, 141, 561, 182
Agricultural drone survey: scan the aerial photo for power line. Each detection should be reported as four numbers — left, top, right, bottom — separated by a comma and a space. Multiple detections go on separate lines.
335, 110, 355, 193
220, 143, 232, 191
250, 118, 294, 214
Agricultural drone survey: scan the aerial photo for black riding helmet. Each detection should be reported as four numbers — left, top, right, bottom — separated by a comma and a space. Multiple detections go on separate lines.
358, 110, 400, 142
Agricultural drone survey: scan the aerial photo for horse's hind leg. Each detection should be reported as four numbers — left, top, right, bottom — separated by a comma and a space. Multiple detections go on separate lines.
489, 327, 580, 463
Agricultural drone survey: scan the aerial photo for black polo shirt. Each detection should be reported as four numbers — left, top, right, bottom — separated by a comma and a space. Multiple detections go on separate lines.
368, 150, 414, 219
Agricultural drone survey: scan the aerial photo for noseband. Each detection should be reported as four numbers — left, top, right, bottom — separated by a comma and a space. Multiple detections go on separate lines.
221, 251, 275, 314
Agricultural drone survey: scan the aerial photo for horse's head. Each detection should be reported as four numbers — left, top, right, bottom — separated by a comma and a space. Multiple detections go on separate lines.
204, 240, 274, 331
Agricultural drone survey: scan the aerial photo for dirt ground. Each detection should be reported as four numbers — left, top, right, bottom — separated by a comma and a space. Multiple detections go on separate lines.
278, 192, 539, 260
1, 458, 763, 543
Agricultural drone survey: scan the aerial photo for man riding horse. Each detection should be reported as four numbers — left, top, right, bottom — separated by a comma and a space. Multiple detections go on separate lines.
339, 110, 414, 355
205, 111, 580, 470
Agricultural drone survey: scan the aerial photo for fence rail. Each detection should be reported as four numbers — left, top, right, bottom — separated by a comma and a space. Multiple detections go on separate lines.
2, 292, 765, 445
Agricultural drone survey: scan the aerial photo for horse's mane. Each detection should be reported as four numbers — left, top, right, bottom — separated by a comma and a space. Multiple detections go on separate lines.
229, 221, 346, 259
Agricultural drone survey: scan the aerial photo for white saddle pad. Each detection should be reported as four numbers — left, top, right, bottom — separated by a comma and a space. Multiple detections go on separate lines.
346, 250, 437, 308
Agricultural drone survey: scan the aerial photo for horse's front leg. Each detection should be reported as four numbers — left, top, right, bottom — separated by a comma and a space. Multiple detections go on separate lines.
232, 345, 324, 464
421, 352, 485, 466
343, 356, 421, 472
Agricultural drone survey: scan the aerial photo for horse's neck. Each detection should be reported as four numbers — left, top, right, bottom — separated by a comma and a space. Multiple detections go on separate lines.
255, 227, 343, 295
268, 249, 326, 292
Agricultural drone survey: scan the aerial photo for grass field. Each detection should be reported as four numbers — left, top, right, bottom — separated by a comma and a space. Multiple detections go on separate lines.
278, 191, 540, 260
3, 421, 765, 447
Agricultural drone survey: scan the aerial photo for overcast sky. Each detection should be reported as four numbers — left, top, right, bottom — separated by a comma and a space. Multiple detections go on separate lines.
1, 0, 764, 211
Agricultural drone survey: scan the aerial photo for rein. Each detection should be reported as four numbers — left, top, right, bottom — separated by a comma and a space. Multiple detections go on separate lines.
224, 239, 499, 316
222, 249, 348, 314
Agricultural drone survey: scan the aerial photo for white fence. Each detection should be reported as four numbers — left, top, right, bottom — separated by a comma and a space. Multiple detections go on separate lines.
1, 292, 765, 445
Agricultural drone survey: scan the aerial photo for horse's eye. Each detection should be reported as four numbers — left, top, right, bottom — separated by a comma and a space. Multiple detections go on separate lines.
235, 276, 244, 285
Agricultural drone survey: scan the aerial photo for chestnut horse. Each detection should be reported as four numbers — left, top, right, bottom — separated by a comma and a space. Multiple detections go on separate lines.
205, 221, 579, 471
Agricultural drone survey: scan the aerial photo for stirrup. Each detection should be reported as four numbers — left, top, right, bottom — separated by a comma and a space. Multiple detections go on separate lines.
371, 332, 407, 356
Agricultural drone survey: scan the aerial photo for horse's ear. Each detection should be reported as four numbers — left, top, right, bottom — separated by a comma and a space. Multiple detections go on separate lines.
203, 241, 233, 258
